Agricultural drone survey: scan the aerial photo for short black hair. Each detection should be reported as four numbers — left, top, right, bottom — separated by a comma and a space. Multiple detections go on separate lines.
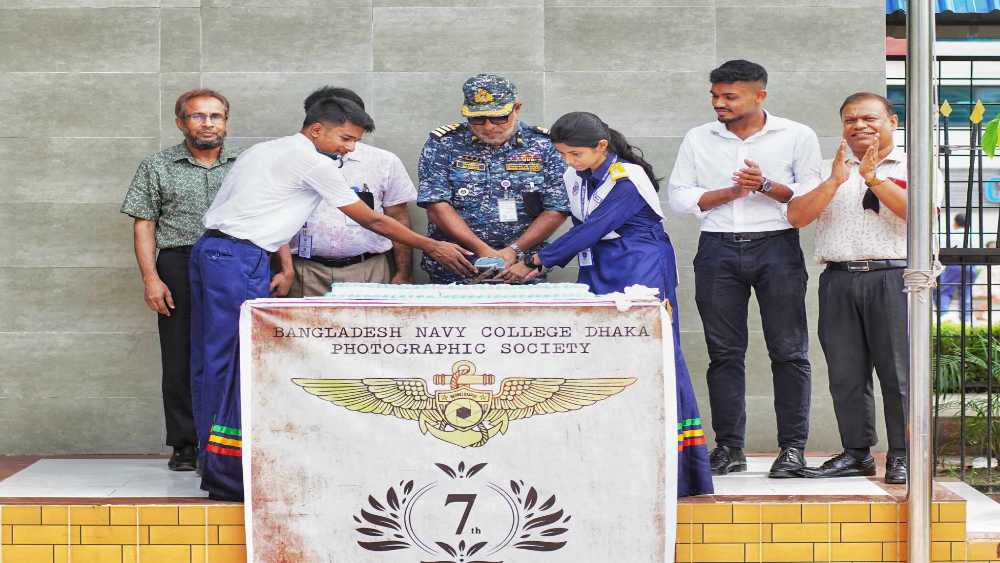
710, 60, 768, 87
303, 97, 375, 132
955, 213, 967, 228
304, 86, 365, 112
839, 92, 896, 117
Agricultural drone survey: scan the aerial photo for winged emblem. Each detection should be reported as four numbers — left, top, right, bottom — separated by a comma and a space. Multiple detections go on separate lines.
292, 360, 636, 448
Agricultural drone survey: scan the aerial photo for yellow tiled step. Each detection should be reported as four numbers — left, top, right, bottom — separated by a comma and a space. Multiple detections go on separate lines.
0, 501, 997, 563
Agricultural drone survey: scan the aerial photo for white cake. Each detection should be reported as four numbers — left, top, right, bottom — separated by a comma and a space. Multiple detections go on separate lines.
324, 282, 599, 302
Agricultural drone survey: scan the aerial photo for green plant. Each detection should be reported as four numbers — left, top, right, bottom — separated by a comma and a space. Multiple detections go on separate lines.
982, 113, 1000, 156
965, 395, 1000, 464
933, 322, 1000, 393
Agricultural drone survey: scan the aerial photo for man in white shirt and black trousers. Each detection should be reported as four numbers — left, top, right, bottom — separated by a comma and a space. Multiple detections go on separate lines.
668, 60, 822, 479
788, 92, 931, 485
190, 98, 474, 500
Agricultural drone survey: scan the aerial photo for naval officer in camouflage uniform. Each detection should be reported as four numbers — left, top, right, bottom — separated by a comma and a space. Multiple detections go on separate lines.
418, 74, 570, 283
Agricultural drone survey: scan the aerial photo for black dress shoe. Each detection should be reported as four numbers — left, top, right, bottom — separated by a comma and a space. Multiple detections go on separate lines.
709, 445, 747, 476
885, 455, 907, 484
768, 447, 806, 479
800, 451, 876, 478
168, 445, 198, 472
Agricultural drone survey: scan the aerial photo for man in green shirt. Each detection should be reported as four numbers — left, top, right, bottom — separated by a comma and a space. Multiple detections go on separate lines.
121, 89, 242, 471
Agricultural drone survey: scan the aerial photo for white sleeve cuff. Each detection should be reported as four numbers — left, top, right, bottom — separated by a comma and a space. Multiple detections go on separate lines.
668, 186, 709, 219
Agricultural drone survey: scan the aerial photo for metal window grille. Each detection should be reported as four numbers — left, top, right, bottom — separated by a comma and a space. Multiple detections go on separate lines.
889, 54, 1000, 494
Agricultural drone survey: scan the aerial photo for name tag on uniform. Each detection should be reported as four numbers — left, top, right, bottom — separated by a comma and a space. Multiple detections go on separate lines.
578, 248, 593, 267
454, 157, 485, 171
505, 162, 542, 172
506, 152, 542, 172
498, 198, 518, 222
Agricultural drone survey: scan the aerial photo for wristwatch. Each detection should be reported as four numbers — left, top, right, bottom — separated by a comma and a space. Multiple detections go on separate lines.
522, 253, 543, 271
865, 176, 883, 188
758, 178, 774, 193
509, 242, 523, 254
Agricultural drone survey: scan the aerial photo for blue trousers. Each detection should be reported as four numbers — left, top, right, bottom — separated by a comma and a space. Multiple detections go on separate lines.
190, 235, 270, 501
938, 264, 974, 318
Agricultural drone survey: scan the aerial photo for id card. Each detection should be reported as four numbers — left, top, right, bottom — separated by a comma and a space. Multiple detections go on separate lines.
498, 198, 518, 222
578, 248, 593, 267
298, 233, 313, 259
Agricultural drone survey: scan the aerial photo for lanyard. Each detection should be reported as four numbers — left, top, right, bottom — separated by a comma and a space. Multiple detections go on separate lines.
580, 156, 616, 221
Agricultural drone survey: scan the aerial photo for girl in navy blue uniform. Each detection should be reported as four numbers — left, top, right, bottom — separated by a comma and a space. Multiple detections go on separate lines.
509, 112, 713, 497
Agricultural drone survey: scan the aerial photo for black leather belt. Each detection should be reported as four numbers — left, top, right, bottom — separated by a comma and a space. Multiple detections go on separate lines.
705, 228, 795, 242
204, 229, 256, 245
304, 252, 384, 268
160, 245, 192, 253
827, 259, 907, 272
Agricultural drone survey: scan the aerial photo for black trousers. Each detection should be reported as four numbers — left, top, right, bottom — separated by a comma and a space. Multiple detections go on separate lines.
694, 230, 812, 450
818, 267, 908, 457
156, 247, 198, 448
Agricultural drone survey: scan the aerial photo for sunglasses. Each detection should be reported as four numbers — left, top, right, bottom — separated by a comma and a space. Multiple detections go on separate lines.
467, 113, 513, 126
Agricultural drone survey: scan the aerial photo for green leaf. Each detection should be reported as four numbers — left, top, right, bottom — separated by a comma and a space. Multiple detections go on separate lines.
981, 115, 1000, 157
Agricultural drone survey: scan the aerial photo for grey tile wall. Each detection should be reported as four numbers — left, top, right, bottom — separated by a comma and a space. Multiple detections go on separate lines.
0, 1, 884, 454
0, 8, 159, 72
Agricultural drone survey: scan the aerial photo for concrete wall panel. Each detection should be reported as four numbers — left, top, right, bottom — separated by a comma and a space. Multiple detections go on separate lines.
0, 8, 159, 72
545, 7, 715, 72
0, 138, 160, 204
373, 7, 544, 72
717, 6, 884, 72
0, 205, 135, 268
0, 73, 159, 138
0, 268, 152, 333
161, 8, 202, 72
202, 6, 372, 72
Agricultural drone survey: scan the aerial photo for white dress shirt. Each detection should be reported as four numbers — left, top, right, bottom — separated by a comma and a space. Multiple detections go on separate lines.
668, 111, 822, 232
203, 133, 358, 252
290, 142, 416, 259
814, 147, 942, 263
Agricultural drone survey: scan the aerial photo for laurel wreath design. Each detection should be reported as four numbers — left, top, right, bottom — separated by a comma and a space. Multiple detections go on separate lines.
434, 461, 488, 479
421, 539, 497, 563
352, 479, 415, 552
354, 462, 570, 562
508, 479, 570, 552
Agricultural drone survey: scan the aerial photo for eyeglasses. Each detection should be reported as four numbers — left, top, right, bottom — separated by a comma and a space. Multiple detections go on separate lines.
467, 114, 513, 126
186, 113, 227, 123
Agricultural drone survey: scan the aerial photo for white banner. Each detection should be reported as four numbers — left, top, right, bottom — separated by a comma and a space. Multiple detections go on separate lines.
240, 299, 676, 563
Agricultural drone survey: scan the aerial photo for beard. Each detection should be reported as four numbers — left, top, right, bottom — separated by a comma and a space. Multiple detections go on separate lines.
185, 130, 226, 149
715, 111, 741, 124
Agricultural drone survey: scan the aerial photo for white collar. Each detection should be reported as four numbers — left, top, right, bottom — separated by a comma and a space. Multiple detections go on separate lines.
342, 141, 371, 163
709, 110, 788, 140
846, 146, 905, 166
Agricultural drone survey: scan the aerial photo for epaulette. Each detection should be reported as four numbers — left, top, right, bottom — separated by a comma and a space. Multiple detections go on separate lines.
430, 122, 462, 139
533, 126, 550, 136
609, 162, 629, 182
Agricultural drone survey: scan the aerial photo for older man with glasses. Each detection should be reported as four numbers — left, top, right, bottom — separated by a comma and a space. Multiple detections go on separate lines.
121, 88, 239, 473
417, 74, 569, 283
